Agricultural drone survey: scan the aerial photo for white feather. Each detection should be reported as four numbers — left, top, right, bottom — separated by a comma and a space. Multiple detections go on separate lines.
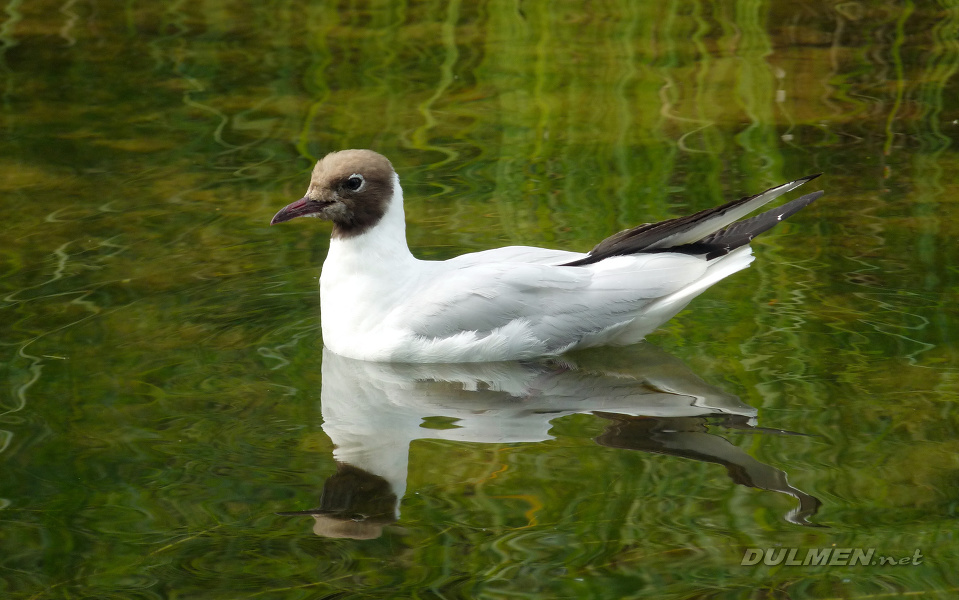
317, 173, 754, 363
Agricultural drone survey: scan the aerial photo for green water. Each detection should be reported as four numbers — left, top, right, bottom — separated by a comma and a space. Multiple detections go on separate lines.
2, 1, 958, 598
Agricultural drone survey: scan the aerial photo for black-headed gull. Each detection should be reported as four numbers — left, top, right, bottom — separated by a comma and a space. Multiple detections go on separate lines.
271, 150, 822, 362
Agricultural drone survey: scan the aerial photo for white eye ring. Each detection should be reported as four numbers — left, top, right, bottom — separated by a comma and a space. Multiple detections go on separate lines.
344, 173, 365, 192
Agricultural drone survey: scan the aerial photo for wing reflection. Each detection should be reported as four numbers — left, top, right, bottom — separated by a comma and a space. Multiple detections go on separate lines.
279, 345, 822, 538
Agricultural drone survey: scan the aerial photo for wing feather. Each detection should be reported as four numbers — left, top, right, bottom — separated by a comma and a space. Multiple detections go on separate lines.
563, 174, 820, 266
399, 254, 708, 351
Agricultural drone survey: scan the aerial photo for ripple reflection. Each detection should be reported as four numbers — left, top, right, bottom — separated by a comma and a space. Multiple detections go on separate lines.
279, 345, 822, 537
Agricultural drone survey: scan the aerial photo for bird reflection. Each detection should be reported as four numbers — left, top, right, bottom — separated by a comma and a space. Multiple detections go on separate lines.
279, 345, 822, 538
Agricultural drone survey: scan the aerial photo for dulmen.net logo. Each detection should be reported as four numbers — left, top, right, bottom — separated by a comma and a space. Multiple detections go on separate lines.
741, 548, 924, 567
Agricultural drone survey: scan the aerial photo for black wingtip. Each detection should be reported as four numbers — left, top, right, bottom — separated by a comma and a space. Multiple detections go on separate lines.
560, 173, 824, 268
693, 189, 824, 259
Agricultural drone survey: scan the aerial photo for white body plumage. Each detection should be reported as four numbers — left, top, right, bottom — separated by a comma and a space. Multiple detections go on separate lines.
271, 150, 821, 363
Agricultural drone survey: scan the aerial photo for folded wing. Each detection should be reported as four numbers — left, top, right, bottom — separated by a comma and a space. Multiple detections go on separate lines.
400, 254, 710, 353
563, 174, 821, 266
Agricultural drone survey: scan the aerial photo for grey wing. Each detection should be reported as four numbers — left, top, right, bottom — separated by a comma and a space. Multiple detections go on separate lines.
399, 256, 708, 348
563, 174, 820, 266
446, 245, 586, 266
402, 263, 591, 339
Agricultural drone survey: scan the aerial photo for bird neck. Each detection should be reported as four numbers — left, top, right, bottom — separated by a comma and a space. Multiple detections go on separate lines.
325, 176, 417, 271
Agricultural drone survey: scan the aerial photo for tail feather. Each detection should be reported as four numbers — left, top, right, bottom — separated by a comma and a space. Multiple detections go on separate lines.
670, 191, 823, 260
563, 174, 821, 267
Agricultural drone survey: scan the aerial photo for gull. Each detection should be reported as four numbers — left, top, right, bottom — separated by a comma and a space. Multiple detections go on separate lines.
271, 150, 822, 362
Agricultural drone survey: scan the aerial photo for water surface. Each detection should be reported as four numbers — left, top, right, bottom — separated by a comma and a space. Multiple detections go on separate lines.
2, 1, 958, 598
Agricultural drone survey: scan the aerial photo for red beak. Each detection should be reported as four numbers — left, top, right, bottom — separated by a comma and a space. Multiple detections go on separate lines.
271, 197, 328, 225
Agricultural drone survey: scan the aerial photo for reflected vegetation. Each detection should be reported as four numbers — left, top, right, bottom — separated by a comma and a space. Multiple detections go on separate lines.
1, 0, 958, 598
280, 347, 822, 539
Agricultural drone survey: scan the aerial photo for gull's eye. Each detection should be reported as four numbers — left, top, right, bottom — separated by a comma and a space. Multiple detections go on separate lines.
344, 174, 364, 192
